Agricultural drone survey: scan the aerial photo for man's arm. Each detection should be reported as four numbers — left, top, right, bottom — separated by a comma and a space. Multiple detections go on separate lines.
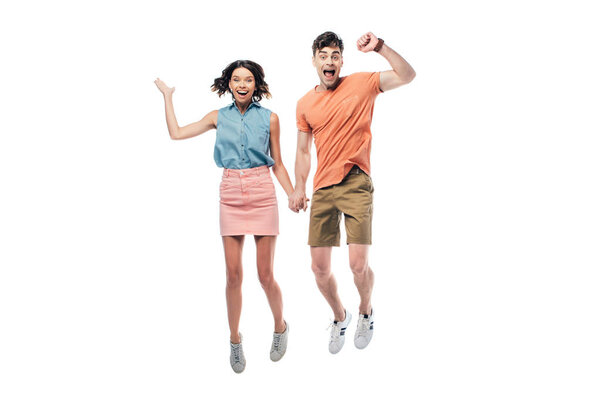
289, 130, 313, 212
356, 32, 416, 92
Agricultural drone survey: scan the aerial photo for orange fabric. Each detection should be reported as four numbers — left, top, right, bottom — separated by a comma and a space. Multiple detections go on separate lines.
296, 72, 382, 192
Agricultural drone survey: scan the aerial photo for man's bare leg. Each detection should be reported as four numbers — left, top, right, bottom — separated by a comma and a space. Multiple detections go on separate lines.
310, 246, 345, 321
348, 244, 374, 315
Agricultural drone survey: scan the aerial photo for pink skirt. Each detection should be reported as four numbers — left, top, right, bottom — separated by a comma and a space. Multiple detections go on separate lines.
219, 165, 279, 236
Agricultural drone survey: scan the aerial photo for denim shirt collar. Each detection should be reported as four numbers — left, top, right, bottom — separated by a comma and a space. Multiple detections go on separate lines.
230, 101, 261, 115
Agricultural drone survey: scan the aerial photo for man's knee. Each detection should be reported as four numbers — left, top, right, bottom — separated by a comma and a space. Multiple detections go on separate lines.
311, 261, 331, 279
350, 255, 369, 276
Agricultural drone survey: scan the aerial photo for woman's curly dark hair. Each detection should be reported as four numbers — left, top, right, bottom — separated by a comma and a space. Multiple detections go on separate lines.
211, 60, 271, 102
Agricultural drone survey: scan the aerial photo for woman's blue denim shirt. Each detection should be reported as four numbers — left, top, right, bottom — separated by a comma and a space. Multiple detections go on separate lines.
214, 102, 274, 169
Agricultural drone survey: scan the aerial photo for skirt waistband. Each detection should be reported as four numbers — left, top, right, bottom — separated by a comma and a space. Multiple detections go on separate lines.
223, 165, 270, 177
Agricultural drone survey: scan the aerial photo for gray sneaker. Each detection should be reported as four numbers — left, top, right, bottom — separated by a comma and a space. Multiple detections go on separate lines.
230, 334, 246, 373
354, 309, 374, 349
329, 311, 352, 354
270, 321, 289, 362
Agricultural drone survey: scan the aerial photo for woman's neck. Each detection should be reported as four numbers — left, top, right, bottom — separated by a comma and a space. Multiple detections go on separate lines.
235, 100, 251, 115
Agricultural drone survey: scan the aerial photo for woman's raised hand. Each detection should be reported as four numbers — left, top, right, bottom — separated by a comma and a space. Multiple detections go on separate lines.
154, 78, 175, 96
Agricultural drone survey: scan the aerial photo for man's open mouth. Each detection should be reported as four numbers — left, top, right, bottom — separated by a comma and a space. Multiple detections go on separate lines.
323, 70, 335, 78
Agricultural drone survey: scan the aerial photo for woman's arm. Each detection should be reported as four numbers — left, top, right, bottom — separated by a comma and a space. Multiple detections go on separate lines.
269, 113, 294, 197
154, 78, 218, 140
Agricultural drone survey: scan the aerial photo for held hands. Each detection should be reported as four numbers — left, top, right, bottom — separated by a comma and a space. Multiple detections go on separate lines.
154, 78, 175, 96
356, 32, 378, 53
288, 189, 310, 213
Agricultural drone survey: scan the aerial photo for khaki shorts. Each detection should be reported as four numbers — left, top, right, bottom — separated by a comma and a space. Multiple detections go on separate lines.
308, 166, 374, 247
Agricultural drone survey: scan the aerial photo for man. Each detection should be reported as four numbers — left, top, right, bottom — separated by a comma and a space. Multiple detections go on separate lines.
289, 31, 415, 353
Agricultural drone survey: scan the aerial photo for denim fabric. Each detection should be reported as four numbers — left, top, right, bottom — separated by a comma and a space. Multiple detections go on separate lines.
214, 102, 274, 169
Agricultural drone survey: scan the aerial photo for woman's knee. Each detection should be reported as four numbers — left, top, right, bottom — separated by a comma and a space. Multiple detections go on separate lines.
258, 271, 274, 288
226, 267, 243, 288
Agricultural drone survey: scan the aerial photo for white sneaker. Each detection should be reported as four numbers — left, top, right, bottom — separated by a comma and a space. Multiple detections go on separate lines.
354, 309, 374, 349
329, 311, 352, 354
270, 321, 289, 362
230, 334, 246, 373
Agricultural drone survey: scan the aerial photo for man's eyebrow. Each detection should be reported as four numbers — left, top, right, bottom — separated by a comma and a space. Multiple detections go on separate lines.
318, 50, 341, 55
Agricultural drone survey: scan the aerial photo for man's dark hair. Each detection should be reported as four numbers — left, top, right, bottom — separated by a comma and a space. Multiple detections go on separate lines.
211, 60, 271, 102
312, 31, 344, 55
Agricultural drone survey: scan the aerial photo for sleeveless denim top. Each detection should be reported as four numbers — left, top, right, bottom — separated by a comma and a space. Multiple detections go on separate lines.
214, 102, 274, 169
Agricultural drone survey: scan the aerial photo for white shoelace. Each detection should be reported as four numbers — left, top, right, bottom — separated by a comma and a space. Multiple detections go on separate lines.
272, 334, 281, 351
356, 318, 370, 337
328, 321, 342, 341
231, 344, 242, 362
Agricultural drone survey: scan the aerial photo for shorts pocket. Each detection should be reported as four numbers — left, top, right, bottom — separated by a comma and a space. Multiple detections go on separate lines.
360, 173, 374, 193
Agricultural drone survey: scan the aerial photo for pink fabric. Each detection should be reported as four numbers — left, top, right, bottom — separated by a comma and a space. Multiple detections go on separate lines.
219, 166, 279, 236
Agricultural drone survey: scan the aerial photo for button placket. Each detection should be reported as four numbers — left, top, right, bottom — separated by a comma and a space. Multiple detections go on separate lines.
240, 117, 248, 163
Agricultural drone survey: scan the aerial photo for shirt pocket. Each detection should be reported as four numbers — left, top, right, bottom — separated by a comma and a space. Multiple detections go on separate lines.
260, 126, 270, 146
249, 125, 270, 149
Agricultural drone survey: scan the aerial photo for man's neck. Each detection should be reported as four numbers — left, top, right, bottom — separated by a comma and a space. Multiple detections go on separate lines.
316, 78, 341, 92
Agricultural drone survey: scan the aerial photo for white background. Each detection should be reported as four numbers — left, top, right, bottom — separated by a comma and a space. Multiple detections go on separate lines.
1, 0, 599, 399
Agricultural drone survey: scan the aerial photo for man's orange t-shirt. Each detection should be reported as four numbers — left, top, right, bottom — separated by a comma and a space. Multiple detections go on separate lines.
296, 72, 382, 192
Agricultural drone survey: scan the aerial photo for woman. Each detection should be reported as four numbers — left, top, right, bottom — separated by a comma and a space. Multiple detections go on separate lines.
154, 60, 292, 374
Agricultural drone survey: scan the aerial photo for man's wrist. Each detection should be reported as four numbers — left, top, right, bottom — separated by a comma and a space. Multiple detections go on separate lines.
374, 38, 384, 53
294, 186, 306, 195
